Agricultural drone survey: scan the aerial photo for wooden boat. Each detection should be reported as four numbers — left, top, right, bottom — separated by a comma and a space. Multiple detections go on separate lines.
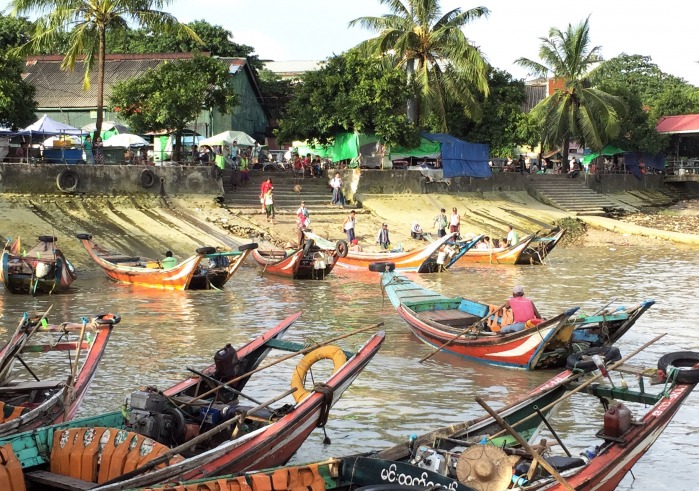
117, 347, 699, 491
0, 314, 385, 490
251, 239, 343, 280
0, 236, 77, 294
376, 264, 653, 369
0, 311, 117, 437
76, 233, 257, 290
456, 233, 537, 265
307, 231, 483, 273
516, 228, 567, 265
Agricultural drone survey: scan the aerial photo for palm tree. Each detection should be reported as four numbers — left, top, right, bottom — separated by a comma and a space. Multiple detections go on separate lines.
515, 17, 626, 168
349, 0, 490, 130
10, 0, 198, 139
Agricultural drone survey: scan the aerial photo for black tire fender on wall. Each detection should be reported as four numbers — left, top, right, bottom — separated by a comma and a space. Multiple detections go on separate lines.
140, 168, 157, 189
186, 174, 204, 193
56, 168, 79, 193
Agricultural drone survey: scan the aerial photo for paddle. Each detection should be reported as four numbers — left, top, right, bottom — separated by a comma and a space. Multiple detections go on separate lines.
99, 387, 297, 487
488, 332, 667, 440
419, 304, 506, 364
0, 305, 53, 381
476, 396, 575, 491
183, 322, 383, 406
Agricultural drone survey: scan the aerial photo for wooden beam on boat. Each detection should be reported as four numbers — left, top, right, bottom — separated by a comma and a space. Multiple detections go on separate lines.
25, 470, 97, 490
21, 342, 90, 353
0, 378, 64, 393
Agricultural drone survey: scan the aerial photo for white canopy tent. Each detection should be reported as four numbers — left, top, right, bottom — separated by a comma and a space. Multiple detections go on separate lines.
198, 130, 256, 147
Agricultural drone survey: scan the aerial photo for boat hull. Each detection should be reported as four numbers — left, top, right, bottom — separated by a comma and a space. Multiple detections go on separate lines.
456, 234, 536, 265
252, 249, 339, 280
1, 247, 76, 294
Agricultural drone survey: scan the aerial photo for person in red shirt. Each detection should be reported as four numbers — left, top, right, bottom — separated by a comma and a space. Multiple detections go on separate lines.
500, 285, 542, 334
259, 178, 272, 214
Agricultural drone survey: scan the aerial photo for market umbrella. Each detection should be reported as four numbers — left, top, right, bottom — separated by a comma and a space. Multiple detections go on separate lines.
582, 145, 625, 164
198, 130, 256, 147
103, 133, 149, 147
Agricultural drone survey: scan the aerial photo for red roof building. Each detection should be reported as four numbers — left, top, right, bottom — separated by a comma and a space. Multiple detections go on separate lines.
656, 114, 699, 134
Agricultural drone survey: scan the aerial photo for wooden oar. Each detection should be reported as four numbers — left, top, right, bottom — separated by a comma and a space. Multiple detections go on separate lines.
489, 332, 666, 440
419, 304, 506, 363
100, 387, 296, 486
477, 396, 575, 491
184, 322, 383, 406
0, 305, 53, 381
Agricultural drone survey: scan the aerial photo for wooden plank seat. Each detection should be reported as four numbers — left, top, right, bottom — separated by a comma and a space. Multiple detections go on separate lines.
417, 309, 480, 327
0, 378, 65, 393
26, 470, 97, 490
103, 256, 142, 264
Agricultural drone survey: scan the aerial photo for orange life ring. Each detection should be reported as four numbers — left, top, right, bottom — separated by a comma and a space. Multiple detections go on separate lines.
290, 346, 346, 403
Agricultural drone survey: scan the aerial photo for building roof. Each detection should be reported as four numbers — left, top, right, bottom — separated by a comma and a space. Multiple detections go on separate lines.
656, 114, 699, 135
263, 60, 323, 79
23, 53, 261, 109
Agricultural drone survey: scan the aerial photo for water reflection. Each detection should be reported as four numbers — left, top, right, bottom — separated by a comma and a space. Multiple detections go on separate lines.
0, 245, 697, 489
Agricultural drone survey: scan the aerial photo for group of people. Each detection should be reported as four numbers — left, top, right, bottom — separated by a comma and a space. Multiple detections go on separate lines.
292, 153, 325, 178
83, 135, 104, 165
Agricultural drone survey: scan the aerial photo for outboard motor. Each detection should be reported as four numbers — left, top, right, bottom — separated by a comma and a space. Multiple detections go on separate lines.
128, 388, 185, 445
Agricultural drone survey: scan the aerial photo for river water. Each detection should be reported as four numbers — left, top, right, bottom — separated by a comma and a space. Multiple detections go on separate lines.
1, 243, 697, 490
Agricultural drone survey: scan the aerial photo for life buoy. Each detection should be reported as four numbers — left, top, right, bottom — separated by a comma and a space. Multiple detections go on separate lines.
566, 346, 621, 372
94, 313, 121, 326
238, 243, 258, 252
290, 346, 346, 403
658, 351, 699, 384
368, 262, 396, 272
140, 169, 157, 189
56, 169, 79, 193
335, 240, 348, 258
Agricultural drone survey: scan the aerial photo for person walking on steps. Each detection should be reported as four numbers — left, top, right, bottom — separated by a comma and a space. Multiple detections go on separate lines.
343, 210, 356, 243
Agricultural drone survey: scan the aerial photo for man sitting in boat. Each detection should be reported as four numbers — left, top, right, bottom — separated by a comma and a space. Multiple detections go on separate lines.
161, 250, 178, 269
349, 239, 363, 252
500, 285, 542, 333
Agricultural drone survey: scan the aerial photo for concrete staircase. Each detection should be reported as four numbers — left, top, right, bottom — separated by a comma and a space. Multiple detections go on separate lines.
527, 174, 623, 215
221, 169, 356, 216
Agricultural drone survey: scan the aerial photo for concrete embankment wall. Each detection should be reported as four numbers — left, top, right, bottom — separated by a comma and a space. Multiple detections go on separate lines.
0, 163, 223, 195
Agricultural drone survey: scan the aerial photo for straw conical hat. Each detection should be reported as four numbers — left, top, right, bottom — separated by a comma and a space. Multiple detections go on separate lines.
456, 445, 512, 491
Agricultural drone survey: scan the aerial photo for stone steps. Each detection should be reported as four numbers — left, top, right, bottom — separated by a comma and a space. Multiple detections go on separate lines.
527, 176, 620, 215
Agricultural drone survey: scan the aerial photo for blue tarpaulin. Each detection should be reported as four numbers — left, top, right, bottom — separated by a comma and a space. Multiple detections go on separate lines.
422, 133, 491, 178
623, 152, 665, 179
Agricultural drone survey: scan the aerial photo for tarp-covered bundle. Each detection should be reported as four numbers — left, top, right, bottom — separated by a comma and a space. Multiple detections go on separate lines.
390, 137, 441, 160
624, 152, 665, 179
422, 133, 491, 178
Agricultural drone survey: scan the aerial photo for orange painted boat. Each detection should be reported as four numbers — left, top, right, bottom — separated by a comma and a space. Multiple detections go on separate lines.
456, 234, 536, 265
76, 233, 257, 290
251, 241, 341, 280
309, 232, 480, 272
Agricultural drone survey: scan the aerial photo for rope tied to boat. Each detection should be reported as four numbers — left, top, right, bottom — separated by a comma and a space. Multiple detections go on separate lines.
380, 275, 408, 309
313, 382, 334, 444
661, 366, 681, 398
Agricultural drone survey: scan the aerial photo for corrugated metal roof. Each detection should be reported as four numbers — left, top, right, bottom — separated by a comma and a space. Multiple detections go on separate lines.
24, 53, 208, 109
656, 114, 699, 134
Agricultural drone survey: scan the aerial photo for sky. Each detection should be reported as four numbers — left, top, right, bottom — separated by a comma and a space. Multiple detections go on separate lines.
2, 0, 698, 86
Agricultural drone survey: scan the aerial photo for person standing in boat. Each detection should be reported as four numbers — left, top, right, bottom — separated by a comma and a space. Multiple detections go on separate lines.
500, 285, 542, 333
161, 251, 177, 269
506, 225, 519, 247
433, 208, 448, 237
449, 208, 461, 235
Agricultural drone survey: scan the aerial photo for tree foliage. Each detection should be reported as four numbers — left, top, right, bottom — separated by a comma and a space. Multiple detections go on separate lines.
109, 56, 237, 160
350, 0, 490, 130
0, 55, 37, 129
107, 19, 262, 69
258, 69, 295, 121
0, 13, 34, 51
276, 50, 417, 147
516, 17, 626, 165
10, 0, 198, 138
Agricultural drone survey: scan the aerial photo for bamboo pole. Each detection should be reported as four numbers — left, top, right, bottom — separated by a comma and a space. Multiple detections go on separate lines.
489, 332, 666, 440
184, 322, 383, 406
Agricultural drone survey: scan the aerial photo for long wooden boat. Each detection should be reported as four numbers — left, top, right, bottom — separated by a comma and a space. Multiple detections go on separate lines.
116, 349, 699, 491
516, 227, 566, 265
251, 240, 342, 280
0, 236, 77, 294
0, 312, 116, 437
307, 231, 482, 273
376, 265, 653, 369
76, 233, 257, 290
0, 314, 384, 490
455, 233, 536, 265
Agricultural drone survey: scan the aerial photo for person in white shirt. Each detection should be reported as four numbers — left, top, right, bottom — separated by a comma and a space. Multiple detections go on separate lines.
449, 208, 460, 234
330, 173, 345, 208
506, 225, 519, 247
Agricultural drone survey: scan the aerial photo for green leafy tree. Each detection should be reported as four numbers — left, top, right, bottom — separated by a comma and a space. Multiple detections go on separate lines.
516, 17, 626, 167
109, 56, 237, 161
349, 0, 490, 130
431, 68, 527, 156
0, 13, 34, 51
108, 20, 262, 69
258, 69, 295, 121
276, 50, 417, 147
10, 0, 199, 139
0, 55, 37, 129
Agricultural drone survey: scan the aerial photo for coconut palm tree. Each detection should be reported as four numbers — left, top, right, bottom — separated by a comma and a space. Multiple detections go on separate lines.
349, 0, 490, 131
515, 17, 626, 168
10, 0, 198, 139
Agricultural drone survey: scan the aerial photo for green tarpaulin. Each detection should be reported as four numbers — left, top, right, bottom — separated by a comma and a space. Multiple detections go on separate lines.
389, 137, 441, 160
582, 145, 625, 164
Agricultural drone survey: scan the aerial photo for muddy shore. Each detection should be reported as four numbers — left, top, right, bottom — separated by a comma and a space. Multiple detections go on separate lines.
4, 191, 698, 263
